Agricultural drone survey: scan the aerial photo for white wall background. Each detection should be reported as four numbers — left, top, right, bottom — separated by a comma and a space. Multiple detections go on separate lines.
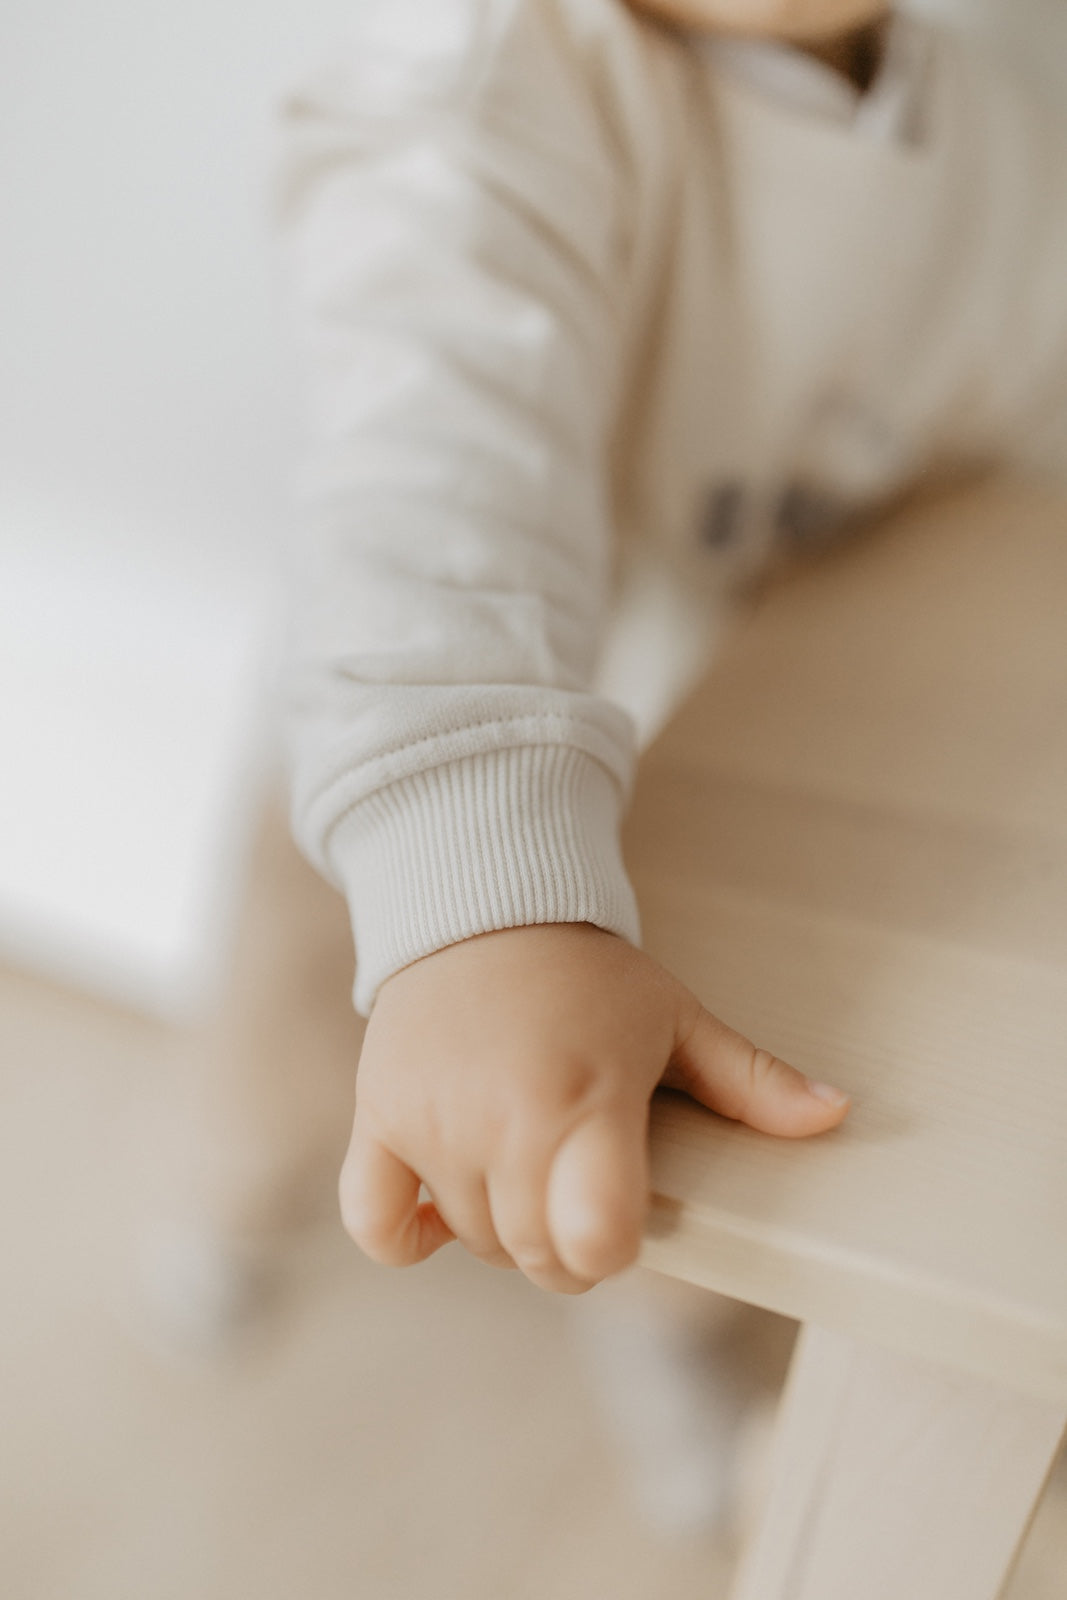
1, 0, 1064, 1018
0, 0, 361, 1018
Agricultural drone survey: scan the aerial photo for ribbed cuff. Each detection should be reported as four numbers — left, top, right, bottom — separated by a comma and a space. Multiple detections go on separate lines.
327, 744, 642, 1014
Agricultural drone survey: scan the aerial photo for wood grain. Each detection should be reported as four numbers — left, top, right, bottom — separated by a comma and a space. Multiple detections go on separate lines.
730, 1326, 1066, 1600
627, 478, 1067, 1402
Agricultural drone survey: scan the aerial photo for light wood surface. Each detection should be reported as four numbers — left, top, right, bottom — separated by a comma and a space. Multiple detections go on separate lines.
626, 478, 1067, 1404
730, 1326, 1065, 1600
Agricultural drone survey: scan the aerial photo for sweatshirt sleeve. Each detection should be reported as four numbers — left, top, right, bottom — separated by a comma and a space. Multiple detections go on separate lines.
275, 0, 644, 1013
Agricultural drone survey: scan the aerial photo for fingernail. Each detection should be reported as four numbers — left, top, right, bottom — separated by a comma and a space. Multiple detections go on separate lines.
805, 1078, 851, 1108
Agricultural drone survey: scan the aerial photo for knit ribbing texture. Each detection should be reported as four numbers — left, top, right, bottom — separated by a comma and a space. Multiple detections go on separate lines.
329, 744, 641, 1013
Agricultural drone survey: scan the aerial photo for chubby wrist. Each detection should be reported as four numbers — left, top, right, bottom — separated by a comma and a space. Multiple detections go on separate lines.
377, 920, 625, 996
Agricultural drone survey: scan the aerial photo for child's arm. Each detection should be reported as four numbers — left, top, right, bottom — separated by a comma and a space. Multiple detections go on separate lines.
277, 0, 849, 1293
276, 0, 647, 1018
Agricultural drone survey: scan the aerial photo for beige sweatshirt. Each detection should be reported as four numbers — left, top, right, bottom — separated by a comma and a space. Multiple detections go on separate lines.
277, 0, 1067, 1013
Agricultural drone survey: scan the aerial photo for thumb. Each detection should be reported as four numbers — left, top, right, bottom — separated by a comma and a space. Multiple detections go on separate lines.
665, 997, 850, 1138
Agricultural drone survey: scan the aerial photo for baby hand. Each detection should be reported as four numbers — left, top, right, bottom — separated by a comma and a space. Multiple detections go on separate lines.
340, 923, 849, 1293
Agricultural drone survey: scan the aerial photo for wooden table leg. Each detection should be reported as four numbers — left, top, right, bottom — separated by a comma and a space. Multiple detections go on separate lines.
731, 1325, 1066, 1600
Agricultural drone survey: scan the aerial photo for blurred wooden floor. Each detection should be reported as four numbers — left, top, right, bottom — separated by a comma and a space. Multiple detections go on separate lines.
0, 954, 738, 1600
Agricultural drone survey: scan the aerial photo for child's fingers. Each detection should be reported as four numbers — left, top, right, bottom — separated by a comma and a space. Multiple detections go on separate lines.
486, 1161, 598, 1295
339, 1122, 454, 1266
668, 1000, 851, 1137
545, 1105, 649, 1283
428, 1176, 516, 1270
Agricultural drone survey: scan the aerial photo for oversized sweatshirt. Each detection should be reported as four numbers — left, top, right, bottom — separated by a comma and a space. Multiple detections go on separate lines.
276, 0, 1067, 1013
